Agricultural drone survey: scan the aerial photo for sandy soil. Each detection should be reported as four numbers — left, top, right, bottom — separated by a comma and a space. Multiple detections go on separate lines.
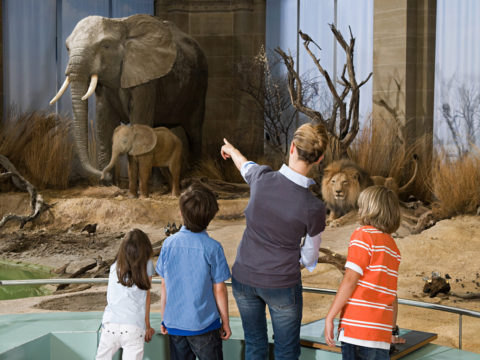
1, 186, 479, 353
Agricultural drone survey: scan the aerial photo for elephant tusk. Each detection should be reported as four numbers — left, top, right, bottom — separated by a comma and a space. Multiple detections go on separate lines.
49, 76, 71, 105
81, 74, 98, 101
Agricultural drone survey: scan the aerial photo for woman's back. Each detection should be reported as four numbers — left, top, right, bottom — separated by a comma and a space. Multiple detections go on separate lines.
233, 164, 325, 288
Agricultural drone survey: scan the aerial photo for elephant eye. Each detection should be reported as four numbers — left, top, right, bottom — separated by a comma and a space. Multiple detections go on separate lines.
66, 45, 70, 52
101, 41, 112, 50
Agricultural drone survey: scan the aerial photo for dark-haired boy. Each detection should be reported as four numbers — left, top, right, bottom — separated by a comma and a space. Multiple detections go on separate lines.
156, 183, 231, 360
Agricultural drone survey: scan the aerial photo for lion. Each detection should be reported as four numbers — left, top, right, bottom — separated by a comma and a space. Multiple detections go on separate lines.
321, 155, 419, 227
321, 159, 372, 226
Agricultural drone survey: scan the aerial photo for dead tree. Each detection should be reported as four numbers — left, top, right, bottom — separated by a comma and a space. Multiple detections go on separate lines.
235, 46, 320, 160
275, 25, 372, 160
0, 154, 51, 229
440, 83, 480, 157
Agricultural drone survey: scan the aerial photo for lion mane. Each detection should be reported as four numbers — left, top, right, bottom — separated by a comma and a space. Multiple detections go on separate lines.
321, 159, 372, 223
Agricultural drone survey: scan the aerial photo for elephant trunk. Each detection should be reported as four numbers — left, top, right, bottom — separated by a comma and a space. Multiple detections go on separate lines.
101, 148, 120, 180
70, 77, 103, 179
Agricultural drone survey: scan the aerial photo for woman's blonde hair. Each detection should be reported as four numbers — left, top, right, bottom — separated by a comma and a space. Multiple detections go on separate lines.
358, 185, 401, 234
292, 123, 328, 164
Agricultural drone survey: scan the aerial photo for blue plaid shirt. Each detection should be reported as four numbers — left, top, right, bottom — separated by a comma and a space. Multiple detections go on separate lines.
156, 227, 231, 332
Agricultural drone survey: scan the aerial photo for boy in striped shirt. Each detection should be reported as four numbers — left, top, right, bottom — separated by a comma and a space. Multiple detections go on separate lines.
325, 185, 406, 359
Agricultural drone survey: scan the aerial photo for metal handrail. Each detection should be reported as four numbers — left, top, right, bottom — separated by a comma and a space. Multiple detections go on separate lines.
2, 279, 479, 349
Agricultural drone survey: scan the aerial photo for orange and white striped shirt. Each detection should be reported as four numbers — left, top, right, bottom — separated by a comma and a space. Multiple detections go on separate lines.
338, 225, 401, 350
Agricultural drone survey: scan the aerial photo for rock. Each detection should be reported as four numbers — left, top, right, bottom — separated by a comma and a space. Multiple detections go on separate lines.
423, 275, 451, 298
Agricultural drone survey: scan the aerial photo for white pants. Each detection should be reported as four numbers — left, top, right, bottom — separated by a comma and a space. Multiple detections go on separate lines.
96, 323, 146, 360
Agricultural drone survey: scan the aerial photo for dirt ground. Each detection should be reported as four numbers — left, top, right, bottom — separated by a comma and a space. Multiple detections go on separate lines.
1, 186, 480, 353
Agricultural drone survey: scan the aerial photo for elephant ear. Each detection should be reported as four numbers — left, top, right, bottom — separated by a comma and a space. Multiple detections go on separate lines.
129, 125, 157, 156
121, 15, 177, 88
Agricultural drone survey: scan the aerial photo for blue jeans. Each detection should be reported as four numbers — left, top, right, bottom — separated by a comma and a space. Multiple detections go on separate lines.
341, 342, 390, 360
232, 276, 303, 360
169, 329, 223, 360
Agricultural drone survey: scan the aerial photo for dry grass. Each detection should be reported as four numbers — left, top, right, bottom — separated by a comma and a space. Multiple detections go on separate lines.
0, 110, 73, 189
189, 157, 225, 180
348, 116, 480, 217
189, 152, 284, 184
188, 156, 244, 183
431, 148, 480, 218
349, 117, 431, 201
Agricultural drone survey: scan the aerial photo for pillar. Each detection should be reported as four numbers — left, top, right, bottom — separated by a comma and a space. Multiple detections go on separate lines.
372, 0, 436, 158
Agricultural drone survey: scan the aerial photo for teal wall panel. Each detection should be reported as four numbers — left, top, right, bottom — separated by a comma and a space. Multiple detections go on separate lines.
0, 334, 51, 360
1, 313, 479, 359
51, 333, 98, 360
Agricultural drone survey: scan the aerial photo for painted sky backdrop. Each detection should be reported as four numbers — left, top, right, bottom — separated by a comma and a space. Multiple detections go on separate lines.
266, 0, 480, 145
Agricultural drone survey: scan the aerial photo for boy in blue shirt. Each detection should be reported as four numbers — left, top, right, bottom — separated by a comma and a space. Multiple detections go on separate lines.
156, 183, 231, 360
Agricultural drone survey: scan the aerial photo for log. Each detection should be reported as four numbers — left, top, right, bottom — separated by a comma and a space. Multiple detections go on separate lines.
450, 292, 480, 300
56, 261, 97, 291
0, 154, 51, 229
318, 247, 346, 273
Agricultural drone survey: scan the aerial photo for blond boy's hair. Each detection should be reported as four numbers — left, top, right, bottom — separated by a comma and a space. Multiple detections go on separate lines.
357, 185, 401, 234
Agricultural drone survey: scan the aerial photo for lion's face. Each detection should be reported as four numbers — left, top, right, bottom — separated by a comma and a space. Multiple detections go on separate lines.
329, 172, 351, 201
321, 161, 367, 218
326, 171, 362, 207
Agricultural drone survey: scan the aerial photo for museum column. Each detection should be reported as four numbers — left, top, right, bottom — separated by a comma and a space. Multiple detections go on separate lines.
155, 0, 266, 160
372, 0, 436, 181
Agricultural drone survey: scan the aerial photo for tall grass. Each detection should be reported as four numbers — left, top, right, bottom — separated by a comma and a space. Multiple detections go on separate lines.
189, 156, 245, 183
431, 148, 480, 218
348, 116, 480, 217
189, 153, 283, 184
349, 116, 430, 200
0, 110, 73, 189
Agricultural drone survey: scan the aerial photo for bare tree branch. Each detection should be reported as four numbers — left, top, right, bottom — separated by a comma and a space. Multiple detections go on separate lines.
276, 25, 372, 159
439, 81, 480, 156
373, 78, 406, 146
274, 47, 326, 125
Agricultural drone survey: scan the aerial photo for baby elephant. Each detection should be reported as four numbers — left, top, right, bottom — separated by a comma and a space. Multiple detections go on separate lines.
101, 124, 182, 197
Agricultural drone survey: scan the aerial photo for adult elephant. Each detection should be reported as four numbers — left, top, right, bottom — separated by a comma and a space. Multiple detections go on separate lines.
50, 14, 208, 179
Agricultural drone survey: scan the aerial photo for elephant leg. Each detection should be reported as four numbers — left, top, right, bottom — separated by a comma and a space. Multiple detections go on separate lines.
128, 156, 139, 197
183, 101, 205, 163
138, 156, 153, 198
169, 147, 182, 197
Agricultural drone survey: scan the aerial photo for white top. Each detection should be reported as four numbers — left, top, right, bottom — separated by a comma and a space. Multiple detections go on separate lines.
102, 260, 155, 329
338, 328, 391, 350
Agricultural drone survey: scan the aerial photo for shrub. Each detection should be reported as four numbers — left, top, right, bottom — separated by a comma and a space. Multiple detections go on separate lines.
431, 148, 480, 218
0, 110, 73, 189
